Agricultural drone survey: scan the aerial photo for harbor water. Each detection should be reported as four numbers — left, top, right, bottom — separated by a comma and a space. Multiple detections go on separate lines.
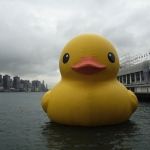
0, 92, 150, 150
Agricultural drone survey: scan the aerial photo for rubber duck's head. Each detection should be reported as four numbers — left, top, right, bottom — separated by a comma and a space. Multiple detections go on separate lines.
59, 34, 119, 81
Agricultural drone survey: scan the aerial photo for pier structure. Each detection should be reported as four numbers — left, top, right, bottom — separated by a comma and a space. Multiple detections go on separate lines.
117, 53, 150, 101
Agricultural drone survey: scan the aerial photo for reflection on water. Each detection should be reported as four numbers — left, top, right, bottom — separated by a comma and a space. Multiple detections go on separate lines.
41, 102, 150, 150
41, 120, 139, 150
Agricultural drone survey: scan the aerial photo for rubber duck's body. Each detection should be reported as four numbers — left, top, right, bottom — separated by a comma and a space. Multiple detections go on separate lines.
41, 34, 138, 126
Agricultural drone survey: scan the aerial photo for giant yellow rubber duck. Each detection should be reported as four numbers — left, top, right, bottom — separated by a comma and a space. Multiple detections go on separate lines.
41, 34, 138, 126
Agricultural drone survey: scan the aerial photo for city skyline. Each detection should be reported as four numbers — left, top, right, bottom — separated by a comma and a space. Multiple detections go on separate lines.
0, 73, 48, 92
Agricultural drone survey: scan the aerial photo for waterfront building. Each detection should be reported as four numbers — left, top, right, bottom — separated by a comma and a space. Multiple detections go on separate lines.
117, 53, 150, 93
32, 80, 41, 91
0, 74, 3, 91
3, 75, 10, 90
10, 79, 13, 88
0, 73, 48, 92
19, 80, 32, 91
41, 80, 46, 91
13, 76, 20, 89
0, 74, 2, 83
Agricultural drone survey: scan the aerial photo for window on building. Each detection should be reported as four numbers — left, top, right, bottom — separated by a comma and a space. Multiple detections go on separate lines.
131, 73, 135, 82
141, 71, 144, 81
136, 72, 140, 82
120, 76, 122, 83
127, 74, 130, 84
123, 75, 126, 84
130, 87, 135, 92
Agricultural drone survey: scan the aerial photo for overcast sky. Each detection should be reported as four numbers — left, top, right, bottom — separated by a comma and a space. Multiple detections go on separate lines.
0, 0, 150, 88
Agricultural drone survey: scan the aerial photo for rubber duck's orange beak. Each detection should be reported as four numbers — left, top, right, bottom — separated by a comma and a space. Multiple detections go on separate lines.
71, 56, 106, 75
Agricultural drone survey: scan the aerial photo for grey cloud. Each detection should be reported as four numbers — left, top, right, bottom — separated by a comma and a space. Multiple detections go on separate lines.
0, 0, 150, 87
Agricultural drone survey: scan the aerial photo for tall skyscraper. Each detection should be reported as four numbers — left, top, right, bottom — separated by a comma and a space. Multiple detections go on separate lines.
41, 80, 45, 91
13, 76, 20, 89
3, 75, 10, 89
0, 74, 2, 83
32, 80, 41, 91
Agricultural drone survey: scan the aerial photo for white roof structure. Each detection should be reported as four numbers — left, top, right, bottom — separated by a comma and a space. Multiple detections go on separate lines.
118, 53, 150, 76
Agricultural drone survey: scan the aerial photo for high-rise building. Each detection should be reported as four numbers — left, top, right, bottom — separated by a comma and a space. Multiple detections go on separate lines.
10, 79, 13, 88
0, 74, 47, 91
24, 80, 30, 89
3, 75, 10, 89
0, 74, 2, 83
41, 80, 45, 91
0, 74, 3, 89
32, 80, 41, 91
13, 76, 20, 89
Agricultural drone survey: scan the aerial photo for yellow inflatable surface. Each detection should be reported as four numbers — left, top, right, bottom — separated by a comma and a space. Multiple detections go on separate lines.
41, 34, 138, 126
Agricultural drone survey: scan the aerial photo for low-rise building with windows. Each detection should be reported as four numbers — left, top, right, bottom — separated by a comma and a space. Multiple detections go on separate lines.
117, 56, 150, 93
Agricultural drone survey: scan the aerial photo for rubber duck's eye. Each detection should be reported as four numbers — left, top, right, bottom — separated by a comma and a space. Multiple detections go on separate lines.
63, 53, 70, 64
108, 52, 115, 63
